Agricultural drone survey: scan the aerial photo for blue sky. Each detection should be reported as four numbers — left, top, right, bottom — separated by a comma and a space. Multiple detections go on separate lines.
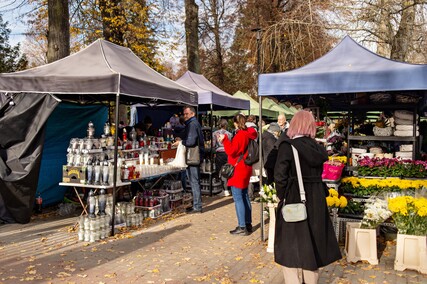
0, 0, 31, 46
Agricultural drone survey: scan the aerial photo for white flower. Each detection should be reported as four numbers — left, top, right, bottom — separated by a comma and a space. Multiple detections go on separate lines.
361, 197, 392, 229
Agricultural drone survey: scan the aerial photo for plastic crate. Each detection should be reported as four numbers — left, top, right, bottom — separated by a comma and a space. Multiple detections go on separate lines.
136, 204, 162, 219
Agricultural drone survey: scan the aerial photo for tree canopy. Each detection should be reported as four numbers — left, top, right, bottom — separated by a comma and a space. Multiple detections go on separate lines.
0, 14, 27, 72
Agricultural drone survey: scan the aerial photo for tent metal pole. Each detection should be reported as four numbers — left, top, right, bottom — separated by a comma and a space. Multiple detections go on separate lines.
111, 91, 120, 237
209, 103, 213, 196
253, 27, 265, 242
258, 95, 265, 242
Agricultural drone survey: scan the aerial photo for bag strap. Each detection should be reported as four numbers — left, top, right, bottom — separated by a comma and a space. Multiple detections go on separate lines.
291, 145, 306, 203
234, 154, 243, 166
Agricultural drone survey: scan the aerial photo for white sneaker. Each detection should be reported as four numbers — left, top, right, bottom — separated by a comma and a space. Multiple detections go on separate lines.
223, 190, 230, 197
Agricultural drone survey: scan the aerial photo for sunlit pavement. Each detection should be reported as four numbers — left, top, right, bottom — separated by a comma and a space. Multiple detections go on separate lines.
1, 196, 426, 283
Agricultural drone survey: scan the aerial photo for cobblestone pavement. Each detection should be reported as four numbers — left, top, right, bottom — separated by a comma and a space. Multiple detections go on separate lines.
1, 195, 427, 284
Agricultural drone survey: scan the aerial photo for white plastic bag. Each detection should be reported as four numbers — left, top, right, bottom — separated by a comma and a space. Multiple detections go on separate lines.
168, 142, 187, 168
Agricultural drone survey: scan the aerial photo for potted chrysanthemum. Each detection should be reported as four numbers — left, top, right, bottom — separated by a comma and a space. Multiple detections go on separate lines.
261, 184, 279, 253
388, 195, 427, 273
325, 188, 347, 239
346, 198, 392, 265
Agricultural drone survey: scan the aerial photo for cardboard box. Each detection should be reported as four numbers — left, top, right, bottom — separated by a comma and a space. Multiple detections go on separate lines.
159, 148, 177, 161
62, 165, 87, 184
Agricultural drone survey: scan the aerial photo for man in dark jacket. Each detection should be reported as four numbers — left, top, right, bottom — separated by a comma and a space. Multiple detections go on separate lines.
173, 106, 204, 213
262, 122, 281, 185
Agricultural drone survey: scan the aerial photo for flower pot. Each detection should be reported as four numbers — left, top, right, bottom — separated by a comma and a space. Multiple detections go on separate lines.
266, 203, 277, 253
345, 222, 378, 265
394, 233, 427, 274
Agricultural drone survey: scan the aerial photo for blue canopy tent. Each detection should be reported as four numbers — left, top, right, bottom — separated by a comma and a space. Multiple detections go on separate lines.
259, 36, 427, 97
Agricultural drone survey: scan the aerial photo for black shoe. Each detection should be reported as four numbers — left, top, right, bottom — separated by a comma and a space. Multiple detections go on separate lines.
187, 209, 202, 214
246, 224, 253, 233
229, 226, 248, 235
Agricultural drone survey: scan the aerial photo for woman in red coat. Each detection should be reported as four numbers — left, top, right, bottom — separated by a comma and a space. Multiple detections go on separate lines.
218, 114, 257, 235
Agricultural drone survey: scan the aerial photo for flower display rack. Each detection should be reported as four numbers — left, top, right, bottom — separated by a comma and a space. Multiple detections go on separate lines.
394, 234, 427, 274
345, 222, 379, 265
266, 203, 277, 253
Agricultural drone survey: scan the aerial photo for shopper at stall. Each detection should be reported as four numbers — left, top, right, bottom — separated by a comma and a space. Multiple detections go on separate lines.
274, 110, 341, 284
173, 106, 204, 214
173, 115, 186, 140
217, 114, 257, 235
277, 114, 289, 135
144, 116, 155, 136
262, 122, 281, 185
213, 119, 232, 196
134, 122, 146, 140
245, 114, 260, 201
246, 115, 258, 131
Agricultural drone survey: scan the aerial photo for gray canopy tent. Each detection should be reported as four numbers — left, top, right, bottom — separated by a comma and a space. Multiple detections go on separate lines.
0, 39, 197, 227
176, 71, 250, 111
255, 35, 427, 240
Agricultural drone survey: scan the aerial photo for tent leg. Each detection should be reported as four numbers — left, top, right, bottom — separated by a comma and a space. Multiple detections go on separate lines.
111, 93, 120, 237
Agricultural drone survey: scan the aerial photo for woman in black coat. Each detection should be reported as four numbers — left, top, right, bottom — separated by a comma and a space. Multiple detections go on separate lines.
274, 110, 341, 284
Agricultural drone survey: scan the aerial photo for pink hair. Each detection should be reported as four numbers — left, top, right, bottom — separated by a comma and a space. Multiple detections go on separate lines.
287, 110, 317, 139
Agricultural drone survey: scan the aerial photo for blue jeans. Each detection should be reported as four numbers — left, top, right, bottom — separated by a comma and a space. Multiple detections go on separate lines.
187, 166, 202, 210
231, 186, 252, 227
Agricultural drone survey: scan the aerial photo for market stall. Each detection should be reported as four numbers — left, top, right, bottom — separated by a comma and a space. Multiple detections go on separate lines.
0, 39, 197, 229
176, 71, 251, 195
212, 91, 279, 119
256, 35, 427, 259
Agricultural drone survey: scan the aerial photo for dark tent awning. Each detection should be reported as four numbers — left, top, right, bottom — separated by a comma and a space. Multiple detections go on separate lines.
176, 71, 250, 110
0, 39, 197, 105
259, 36, 427, 96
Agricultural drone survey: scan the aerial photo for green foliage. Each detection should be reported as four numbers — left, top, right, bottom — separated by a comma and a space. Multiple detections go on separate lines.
339, 200, 364, 216
0, 15, 28, 72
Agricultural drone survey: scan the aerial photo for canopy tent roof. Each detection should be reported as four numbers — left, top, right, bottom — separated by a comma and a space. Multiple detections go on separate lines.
258, 36, 427, 97
278, 102, 298, 115
213, 91, 279, 118
0, 39, 197, 105
262, 97, 294, 117
176, 71, 249, 110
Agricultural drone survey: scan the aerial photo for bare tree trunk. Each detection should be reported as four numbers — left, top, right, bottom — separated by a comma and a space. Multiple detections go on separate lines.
99, 0, 124, 44
211, 0, 225, 88
391, 1, 416, 61
376, 0, 391, 57
185, 0, 200, 73
47, 0, 69, 63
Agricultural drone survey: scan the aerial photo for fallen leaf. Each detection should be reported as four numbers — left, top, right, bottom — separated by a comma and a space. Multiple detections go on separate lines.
56, 272, 71, 278
104, 273, 117, 278
235, 256, 243, 261
40, 237, 48, 242
77, 274, 88, 278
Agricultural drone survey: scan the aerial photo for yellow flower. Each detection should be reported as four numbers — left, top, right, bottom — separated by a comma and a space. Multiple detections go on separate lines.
418, 207, 427, 217
326, 196, 335, 207
332, 196, 340, 207
328, 188, 338, 197
388, 196, 427, 235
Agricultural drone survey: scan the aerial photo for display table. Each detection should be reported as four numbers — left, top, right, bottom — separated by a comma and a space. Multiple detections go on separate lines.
59, 182, 131, 215
131, 167, 185, 190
